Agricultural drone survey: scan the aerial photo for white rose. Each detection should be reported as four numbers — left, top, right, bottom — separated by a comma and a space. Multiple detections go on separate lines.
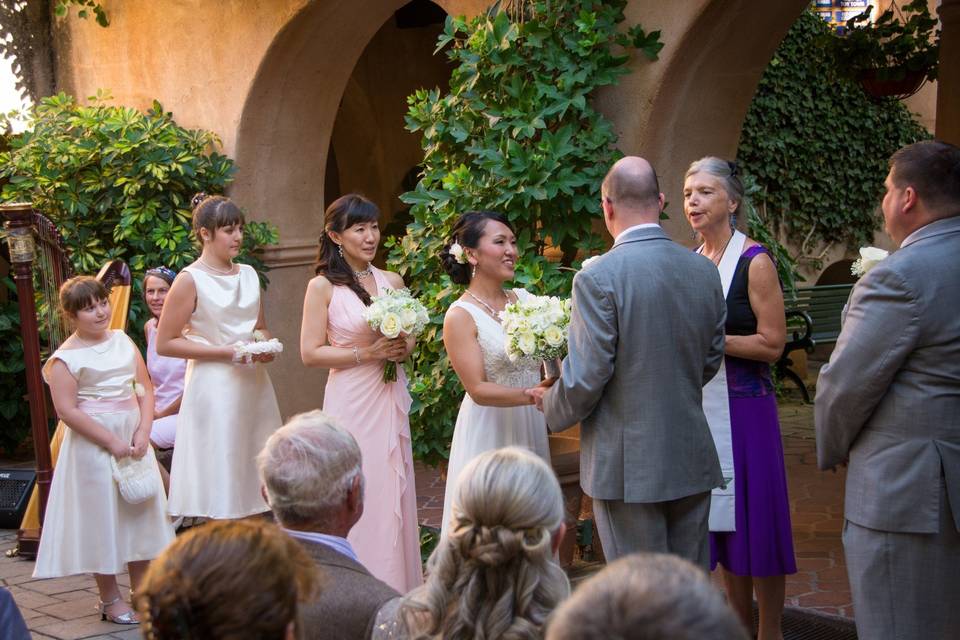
518, 331, 537, 356
581, 255, 600, 269
543, 325, 565, 348
380, 312, 403, 338
399, 308, 419, 333
851, 246, 889, 277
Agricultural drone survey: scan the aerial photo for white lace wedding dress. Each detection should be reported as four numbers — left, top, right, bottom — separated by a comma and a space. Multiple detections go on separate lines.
440, 288, 551, 538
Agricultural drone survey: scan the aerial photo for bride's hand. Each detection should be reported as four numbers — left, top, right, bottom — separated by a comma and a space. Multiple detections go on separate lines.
365, 336, 407, 362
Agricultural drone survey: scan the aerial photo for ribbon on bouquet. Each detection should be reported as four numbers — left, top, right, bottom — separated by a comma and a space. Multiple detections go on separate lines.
701, 229, 746, 533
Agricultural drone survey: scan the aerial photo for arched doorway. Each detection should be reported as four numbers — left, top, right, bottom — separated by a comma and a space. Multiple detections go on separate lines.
232, 0, 477, 414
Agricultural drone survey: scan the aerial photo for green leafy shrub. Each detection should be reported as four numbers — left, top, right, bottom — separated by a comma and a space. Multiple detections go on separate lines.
737, 10, 929, 263
389, 1, 662, 465
0, 275, 28, 455
0, 92, 277, 452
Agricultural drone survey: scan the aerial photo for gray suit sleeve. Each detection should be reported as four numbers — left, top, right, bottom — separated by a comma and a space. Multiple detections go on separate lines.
815, 266, 919, 469
704, 278, 726, 385
543, 269, 617, 432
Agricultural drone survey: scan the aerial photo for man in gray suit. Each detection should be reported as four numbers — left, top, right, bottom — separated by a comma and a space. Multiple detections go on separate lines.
530, 156, 727, 570
258, 410, 398, 640
816, 140, 960, 640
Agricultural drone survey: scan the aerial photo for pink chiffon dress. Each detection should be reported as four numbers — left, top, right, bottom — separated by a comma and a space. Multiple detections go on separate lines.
322, 267, 423, 593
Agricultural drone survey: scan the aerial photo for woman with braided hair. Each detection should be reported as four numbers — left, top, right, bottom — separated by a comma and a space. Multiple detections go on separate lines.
372, 447, 570, 640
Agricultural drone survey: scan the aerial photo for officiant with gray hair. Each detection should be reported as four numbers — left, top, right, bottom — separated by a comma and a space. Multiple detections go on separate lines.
257, 410, 398, 640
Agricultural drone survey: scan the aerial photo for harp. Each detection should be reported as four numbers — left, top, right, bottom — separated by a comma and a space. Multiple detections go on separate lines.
1, 203, 132, 557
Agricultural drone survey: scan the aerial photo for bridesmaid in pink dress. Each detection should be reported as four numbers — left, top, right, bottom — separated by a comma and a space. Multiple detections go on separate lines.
300, 194, 423, 593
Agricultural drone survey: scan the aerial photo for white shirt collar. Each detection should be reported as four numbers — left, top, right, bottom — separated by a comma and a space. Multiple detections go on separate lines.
282, 528, 359, 563
614, 223, 660, 244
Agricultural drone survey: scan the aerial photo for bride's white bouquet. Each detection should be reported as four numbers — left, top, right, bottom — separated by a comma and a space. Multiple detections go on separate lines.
363, 288, 430, 382
501, 295, 571, 373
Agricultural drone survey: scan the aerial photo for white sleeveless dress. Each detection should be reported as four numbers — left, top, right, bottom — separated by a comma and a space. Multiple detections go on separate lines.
440, 289, 551, 538
167, 264, 282, 519
35, 330, 174, 578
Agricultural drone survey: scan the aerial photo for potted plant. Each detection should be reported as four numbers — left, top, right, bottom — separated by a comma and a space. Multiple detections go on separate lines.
825, 0, 940, 99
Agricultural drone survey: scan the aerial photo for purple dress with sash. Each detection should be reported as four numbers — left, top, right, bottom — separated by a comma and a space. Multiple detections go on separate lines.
710, 245, 797, 576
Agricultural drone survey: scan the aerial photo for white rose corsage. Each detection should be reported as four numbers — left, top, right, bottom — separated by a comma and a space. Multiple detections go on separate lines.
449, 241, 467, 265
233, 333, 284, 364
850, 247, 889, 277
581, 255, 600, 269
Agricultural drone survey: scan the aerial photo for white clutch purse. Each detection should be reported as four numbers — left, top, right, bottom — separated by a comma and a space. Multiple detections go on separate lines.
111, 455, 159, 504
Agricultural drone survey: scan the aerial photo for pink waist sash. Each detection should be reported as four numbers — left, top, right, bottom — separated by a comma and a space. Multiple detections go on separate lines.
78, 396, 138, 415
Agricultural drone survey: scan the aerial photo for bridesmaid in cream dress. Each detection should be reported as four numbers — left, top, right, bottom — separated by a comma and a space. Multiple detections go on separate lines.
158, 194, 282, 520
38, 276, 173, 625
301, 194, 422, 593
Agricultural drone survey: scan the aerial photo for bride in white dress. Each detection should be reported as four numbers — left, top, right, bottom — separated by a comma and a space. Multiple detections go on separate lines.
439, 211, 551, 538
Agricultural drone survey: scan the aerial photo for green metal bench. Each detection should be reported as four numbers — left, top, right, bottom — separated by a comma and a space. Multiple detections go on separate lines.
785, 284, 854, 345
774, 283, 854, 402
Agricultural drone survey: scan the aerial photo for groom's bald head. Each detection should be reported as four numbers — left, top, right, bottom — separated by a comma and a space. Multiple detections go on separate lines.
601, 157, 663, 232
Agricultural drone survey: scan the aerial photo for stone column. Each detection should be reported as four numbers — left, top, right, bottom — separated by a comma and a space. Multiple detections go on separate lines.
936, 0, 960, 145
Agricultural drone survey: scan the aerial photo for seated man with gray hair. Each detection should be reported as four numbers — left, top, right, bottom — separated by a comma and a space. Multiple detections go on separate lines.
545, 553, 748, 640
258, 410, 399, 639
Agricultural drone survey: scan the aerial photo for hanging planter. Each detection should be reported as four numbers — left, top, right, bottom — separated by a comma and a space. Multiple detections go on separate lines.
857, 69, 927, 100
823, 0, 939, 100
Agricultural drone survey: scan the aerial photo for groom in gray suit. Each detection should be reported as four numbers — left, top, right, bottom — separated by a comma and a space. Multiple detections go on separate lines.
816, 140, 960, 640
530, 156, 726, 570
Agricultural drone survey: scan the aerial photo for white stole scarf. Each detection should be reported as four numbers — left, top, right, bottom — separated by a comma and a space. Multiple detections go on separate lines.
701, 229, 745, 532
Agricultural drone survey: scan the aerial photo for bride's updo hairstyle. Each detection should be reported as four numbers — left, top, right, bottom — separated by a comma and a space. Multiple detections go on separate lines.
400, 447, 569, 640
441, 210, 514, 285
190, 193, 245, 245
315, 193, 380, 306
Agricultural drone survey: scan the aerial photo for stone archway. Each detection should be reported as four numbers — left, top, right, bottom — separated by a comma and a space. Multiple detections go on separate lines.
232, 0, 813, 415
232, 0, 486, 415
600, 0, 811, 243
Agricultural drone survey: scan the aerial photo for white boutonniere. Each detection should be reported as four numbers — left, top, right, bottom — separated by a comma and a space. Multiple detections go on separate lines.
581, 255, 600, 269
850, 247, 889, 277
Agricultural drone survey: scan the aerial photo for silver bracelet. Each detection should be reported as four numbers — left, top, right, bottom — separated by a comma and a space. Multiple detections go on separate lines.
352, 346, 361, 364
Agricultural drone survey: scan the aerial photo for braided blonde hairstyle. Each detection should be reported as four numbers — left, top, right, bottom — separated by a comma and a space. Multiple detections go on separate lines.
401, 447, 569, 640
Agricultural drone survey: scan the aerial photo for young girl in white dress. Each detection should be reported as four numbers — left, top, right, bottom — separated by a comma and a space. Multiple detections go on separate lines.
157, 193, 282, 520
439, 211, 551, 538
36, 276, 173, 625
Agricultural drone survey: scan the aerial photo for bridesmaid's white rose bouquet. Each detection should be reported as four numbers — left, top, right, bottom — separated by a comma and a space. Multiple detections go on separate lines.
501, 295, 571, 375
851, 246, 889, 277
363, 288, 430, 382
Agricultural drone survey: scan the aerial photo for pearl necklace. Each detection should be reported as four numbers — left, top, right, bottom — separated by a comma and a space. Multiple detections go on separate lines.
199, 258, 236, 275
466, 289, 508, 320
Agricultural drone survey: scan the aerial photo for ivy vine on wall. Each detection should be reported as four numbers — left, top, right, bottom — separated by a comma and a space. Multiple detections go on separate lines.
388, 1, 662, 465
737, 9, 929, 266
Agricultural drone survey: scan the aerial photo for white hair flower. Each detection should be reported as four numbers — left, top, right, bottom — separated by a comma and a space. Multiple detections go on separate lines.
449, 241, 468, 265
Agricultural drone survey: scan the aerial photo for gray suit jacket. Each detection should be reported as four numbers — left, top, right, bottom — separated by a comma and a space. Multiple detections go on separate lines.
543, 226, 726, 502
297, 538, 399, 639
816, 215, 960, 534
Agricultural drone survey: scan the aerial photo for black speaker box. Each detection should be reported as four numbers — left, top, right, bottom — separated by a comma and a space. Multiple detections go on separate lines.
0, 469, 35, 529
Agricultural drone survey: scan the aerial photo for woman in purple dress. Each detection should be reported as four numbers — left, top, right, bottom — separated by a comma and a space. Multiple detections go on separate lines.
685, 157, 796, 640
